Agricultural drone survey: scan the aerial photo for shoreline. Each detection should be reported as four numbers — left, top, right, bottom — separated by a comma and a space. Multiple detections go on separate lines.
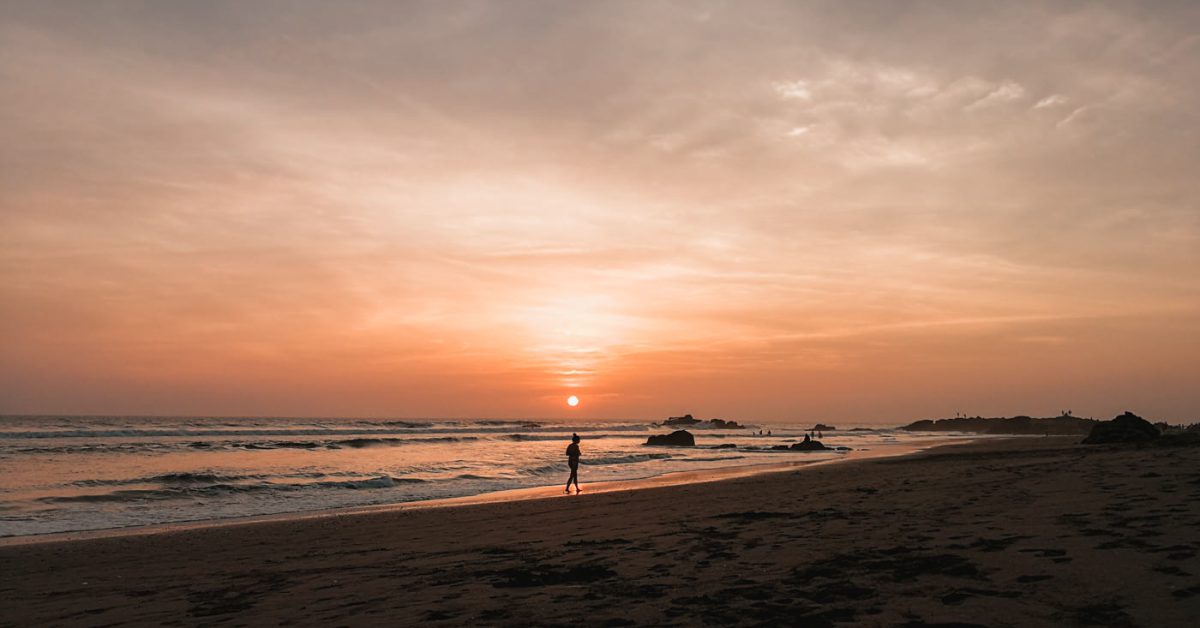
3, 436, 1197, 626
0, 435, 982, 547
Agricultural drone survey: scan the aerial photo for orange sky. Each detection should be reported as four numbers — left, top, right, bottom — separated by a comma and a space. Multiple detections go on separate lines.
1, 2, 1198, 422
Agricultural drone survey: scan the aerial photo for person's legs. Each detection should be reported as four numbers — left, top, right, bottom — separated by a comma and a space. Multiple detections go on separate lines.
566, 467, 577, 492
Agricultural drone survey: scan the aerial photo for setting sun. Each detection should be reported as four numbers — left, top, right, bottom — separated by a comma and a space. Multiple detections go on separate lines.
1, 3, 1198, 627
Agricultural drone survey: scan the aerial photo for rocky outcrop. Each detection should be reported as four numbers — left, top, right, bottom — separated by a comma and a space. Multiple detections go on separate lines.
767, 436, 833, 451
812, 424, 836, 432
663, 415, 743, 429
790, 438, 829, 451
1082, 411, 1160, 444
901, 415, 1096, 435
645, 430, 696, 447
664, 414, 701, 426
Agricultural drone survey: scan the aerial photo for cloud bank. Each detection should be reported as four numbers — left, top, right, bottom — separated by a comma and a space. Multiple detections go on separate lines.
2, 1, 1197, 421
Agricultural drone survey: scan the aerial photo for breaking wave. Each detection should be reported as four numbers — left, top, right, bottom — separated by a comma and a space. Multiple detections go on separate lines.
44, 474, 430, 504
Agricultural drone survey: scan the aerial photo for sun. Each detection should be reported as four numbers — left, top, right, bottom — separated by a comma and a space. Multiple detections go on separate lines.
566, 395, 580, 407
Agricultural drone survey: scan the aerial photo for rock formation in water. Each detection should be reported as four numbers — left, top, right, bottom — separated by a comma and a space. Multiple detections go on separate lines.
664, 414, 700, 426
791, 437, 830, 451
768, 435, 833, 451
645, 430, 696, 447
663, 414, 743, 429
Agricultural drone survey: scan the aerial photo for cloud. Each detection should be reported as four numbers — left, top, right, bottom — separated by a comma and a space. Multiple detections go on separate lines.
1056, 105, 1093, 128
1, 1, 1198, 420
963, 80, 1026, 111
773, 80, 812, 100
1034, 94, 1068, 109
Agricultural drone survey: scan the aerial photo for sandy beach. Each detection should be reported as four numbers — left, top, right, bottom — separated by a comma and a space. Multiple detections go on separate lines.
2, 437, 1197, 627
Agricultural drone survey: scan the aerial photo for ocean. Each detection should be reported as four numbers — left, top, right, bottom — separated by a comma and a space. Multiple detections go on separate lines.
0, 416, 969, 537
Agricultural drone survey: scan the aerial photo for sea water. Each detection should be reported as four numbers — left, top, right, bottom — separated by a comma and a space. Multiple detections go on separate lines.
0, 416, 970, 537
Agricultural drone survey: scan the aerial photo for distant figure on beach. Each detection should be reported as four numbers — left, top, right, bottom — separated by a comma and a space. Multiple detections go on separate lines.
565, 433, 581, 494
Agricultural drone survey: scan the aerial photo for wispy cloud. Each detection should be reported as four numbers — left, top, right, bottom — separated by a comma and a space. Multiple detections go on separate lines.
1034, 94, 1068, 109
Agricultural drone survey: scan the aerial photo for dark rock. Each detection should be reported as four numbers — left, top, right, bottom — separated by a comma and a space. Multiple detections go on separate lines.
1082, 411, 1160, 444
664, 415, 743, 429
770, 445, 791, 450
901, 415, 1097, 435
664, 414, 700, 426
791, 439, 830, 451
645, 430, 696, 447
813, 423, 837, 431
714, 443, 737, 449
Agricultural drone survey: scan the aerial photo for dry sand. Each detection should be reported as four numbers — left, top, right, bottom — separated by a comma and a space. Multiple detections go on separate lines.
1, 437, 1197, 627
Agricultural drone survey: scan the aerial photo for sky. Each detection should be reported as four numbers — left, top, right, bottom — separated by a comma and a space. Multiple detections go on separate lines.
1, 1, 1198, 423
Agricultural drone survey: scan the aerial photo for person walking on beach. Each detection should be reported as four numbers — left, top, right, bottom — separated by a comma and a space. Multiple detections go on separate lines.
565, 433, 582, 494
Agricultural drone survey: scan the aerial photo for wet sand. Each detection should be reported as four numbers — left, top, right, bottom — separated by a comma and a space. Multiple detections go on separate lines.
0, 437, 952, 547
2, 437, 1197, 626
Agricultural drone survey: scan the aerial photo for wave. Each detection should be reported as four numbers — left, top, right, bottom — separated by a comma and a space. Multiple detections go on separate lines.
500, 433, 627, 442
71, 472, 259, 487
15, 443, 170, 455
3, 431, 485, 453
587, 453, 674, 465
517, 452, 674, 477
501, 433, 570, 441
44, 474, 430, 503
40, 483, 279, 503
453, 473, 503, 480
254, 441, 322, 449
0, 427, 479, 440
378, 421, 433, 428
331, 436, 473, 448
314, 476, 427, 490
473, 420, 544, 428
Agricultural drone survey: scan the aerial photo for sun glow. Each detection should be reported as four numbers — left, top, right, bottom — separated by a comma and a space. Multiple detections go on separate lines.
567, 395, 580, 407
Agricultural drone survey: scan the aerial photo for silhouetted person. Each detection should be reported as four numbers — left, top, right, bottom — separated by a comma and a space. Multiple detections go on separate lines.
803, 433, 811, 443
565, 433, 581, 493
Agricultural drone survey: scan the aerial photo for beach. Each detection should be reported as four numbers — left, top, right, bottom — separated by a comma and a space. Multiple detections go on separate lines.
2, 437, 1197, 627
0, 415, 968, 537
